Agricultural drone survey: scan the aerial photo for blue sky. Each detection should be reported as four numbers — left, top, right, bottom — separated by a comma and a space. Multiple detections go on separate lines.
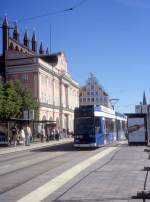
1, 0, 150, 113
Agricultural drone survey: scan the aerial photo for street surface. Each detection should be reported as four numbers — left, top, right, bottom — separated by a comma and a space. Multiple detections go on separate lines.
0, 141, 150, 202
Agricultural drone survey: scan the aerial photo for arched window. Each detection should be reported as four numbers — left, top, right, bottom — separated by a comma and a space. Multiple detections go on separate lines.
9, 42, 14, 50
42, 115, 46, 121
49, 117, 53, 121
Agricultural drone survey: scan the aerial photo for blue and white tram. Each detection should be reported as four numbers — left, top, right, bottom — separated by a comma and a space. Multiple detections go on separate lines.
74, 105, 127, 147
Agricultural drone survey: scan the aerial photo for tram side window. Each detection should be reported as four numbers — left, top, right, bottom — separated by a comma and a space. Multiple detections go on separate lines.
95, 117, 101, 133
122, 121, 126, 131
105, 118, 114, 133
116, 120, 121, 132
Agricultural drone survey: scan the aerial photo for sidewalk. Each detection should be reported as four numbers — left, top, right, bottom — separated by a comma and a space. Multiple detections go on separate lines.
0, 138, 73, 155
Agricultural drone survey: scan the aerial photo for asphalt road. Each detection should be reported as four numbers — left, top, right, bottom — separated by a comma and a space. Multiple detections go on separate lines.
0, 141, 149, 202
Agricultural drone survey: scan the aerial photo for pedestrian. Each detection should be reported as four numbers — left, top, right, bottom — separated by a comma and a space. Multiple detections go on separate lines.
45, 127, 49, 142
40, 126, 45, 142
19, 126, 26, 145
63, 129, 67, 138
11, 125, 17, 146
49, 129, 53, 140
25, 125, 32, 146
55, 128, 60, 141
59, 130, 63, 139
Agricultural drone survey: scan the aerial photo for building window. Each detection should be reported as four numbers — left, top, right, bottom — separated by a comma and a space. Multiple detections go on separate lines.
21, 74, 28, 81
83, 98, 86, 102
92, 98, 94, 102
95, 91, 98, 96
91, 92, 94, 96
88, 98, 90, 102
104, 97, 108, 102
91, 85, 94, 90
87, 92, 90, 96
96, 98, 98, 102
80, 98, 82, 103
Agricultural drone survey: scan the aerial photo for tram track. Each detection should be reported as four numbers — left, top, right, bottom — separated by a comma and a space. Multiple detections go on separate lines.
0, 142, 122, 197
52, 148, 121, 202
0, 150, 40, 164
0, 148, 91, 195
0, 142, 84, 177
0, 161, 63, 195
0, 142, 74, 163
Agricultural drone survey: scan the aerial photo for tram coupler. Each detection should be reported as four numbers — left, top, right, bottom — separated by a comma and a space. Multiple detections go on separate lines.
132, 191, 150, 199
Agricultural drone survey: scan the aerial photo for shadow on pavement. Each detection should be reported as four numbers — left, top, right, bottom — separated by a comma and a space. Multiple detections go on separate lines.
31, 142, 97, 152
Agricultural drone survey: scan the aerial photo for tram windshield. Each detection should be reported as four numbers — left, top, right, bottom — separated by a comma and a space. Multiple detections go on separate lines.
75, 117, 94, 135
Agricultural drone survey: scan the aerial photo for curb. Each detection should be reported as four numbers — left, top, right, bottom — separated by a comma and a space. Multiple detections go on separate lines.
0, 138, 73, 156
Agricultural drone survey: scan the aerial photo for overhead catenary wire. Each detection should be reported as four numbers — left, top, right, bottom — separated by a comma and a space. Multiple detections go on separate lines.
16, 0, 89, 23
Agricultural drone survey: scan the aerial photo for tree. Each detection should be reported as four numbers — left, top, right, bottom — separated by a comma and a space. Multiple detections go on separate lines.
0, 81, 5, 117
3, 81, 22, 119
0, 80, 39, 119
13, 80, 39, 119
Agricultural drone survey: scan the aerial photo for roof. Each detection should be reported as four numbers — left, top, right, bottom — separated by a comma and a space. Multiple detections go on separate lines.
39, 52, 61, 66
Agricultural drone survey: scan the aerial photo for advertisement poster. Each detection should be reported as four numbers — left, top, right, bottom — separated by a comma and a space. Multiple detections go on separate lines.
128, 117, 145, 143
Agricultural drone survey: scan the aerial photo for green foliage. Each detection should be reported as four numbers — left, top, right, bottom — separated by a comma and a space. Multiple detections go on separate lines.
0, 81, 5, 117
14, 80, 38, 111
0, 80, 39, 119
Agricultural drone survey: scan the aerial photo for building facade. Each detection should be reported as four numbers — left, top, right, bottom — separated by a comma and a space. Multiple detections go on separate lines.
0, 17, 79, 132
79, 73, 112, 108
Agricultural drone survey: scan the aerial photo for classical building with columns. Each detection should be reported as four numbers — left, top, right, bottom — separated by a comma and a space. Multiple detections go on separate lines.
0, 17, 79, 132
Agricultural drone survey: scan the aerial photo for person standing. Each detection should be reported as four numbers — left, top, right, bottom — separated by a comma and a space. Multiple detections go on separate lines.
19, 126, 25, 145
55, 128, 60, 141
25, 125, 32, 146
40, 126, 45, 142
11, 126, 17, 146
49, 129, 53, 140
46, 128, 50, 142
